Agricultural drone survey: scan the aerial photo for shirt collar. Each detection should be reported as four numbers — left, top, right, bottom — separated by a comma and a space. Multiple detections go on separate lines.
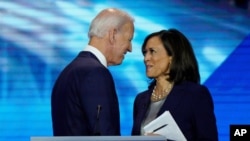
83, 45, 107, 67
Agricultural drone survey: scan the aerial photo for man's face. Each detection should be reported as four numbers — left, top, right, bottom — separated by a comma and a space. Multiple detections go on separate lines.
109, 21, 134, 66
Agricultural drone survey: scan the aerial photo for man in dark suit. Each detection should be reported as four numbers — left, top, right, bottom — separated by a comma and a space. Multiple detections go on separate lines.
51, 8, 134, 136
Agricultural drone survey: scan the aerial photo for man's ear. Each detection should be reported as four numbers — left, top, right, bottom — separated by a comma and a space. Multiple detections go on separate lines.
109, 28, 117, 44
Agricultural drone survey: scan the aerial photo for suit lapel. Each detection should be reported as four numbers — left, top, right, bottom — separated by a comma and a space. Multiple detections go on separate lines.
137, 90, 152, 126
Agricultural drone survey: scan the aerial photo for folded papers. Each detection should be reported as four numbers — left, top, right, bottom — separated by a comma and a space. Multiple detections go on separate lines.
143, 111, 187, 141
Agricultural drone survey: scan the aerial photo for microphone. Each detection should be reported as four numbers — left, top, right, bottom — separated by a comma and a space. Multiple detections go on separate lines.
93, 104, 102, 135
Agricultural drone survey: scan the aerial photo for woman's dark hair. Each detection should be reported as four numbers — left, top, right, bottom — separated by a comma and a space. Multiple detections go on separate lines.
141, 29, 200, 88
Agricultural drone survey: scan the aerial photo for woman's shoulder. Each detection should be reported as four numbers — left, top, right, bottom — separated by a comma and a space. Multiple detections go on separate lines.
179, 81, 215, 107
179, 80, 207, 88
177, 80, 210, 95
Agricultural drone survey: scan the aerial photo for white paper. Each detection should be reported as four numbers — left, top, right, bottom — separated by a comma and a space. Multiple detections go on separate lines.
143, 111, 187, 141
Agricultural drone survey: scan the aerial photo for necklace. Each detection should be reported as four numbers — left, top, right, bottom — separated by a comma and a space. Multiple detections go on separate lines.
151, 83, 173, 102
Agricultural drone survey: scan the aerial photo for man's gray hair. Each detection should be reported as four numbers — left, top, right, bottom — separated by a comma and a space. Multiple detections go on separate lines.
88, 8, 134, 38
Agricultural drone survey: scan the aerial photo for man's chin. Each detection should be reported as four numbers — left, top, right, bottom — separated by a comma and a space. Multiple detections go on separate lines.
108, 60, 123, 66
116, 57, 124, 65
116, 60, 123, 65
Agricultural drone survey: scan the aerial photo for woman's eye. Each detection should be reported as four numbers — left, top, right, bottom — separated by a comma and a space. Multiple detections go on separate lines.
149, 49, 155, 54
142, 48, 156, 56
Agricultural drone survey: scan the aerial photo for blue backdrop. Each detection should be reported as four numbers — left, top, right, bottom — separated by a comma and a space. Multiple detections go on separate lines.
0, 0, 250, 141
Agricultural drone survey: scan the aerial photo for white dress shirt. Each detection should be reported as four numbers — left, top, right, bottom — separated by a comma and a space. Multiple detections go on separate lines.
83, 45, 107, 67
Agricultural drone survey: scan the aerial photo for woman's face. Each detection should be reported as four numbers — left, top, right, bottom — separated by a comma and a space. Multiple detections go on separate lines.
143, 36, 172, 79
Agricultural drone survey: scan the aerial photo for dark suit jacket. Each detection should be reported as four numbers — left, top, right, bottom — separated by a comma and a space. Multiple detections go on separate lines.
51, 51, 120, 136
132, 81, 218, 141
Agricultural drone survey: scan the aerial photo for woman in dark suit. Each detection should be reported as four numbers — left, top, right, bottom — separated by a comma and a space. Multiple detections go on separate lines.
131, 29, 218, 141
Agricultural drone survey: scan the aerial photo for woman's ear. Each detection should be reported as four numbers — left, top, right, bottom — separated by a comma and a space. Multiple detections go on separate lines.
169, 56, 173, 65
